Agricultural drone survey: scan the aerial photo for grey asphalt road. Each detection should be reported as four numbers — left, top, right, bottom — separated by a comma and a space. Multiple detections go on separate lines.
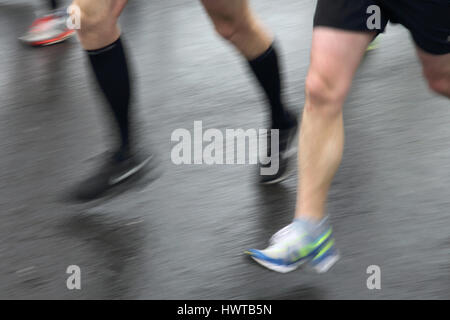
0, 0, 449, 300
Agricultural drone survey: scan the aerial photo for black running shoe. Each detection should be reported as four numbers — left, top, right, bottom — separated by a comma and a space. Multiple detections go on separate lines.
259, 121, 298, 185
72, 150, 154, 202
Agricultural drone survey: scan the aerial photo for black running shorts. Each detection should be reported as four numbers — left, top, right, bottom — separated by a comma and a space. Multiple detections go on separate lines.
313, 0, 450, 55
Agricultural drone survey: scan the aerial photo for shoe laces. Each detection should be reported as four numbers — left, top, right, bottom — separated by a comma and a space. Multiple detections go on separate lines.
30, 15, 57, 32
270, 223, 298, 246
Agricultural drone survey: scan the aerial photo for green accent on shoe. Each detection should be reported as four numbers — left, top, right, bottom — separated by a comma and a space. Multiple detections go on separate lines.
313, 239, 335, 261
366, 37, 380, 51
296, 228, 332, 260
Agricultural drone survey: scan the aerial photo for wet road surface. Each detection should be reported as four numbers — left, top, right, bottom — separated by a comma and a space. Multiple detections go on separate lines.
0, 0, 449, 299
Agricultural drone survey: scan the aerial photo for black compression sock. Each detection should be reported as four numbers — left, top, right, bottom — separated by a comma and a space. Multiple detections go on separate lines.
248, 43, 296, 130
87, 37, 133, 155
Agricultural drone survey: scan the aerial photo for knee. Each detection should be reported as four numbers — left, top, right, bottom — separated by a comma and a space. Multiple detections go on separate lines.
305, 69, 350, 117
73, 0, 114, 36
72, 0, 121, 48
210, 12, 251, 42
424, 70, 450, 98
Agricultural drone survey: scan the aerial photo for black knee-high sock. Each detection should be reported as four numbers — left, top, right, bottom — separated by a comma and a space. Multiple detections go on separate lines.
87, 37, 132, 156
50, 0, 58, 10
248, 43, 296, 130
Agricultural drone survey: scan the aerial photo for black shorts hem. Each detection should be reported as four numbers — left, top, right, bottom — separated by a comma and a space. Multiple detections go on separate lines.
412, 34, 450, 55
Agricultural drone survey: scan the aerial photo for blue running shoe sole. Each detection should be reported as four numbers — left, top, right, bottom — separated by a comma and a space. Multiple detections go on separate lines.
246, 240, 340, 274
